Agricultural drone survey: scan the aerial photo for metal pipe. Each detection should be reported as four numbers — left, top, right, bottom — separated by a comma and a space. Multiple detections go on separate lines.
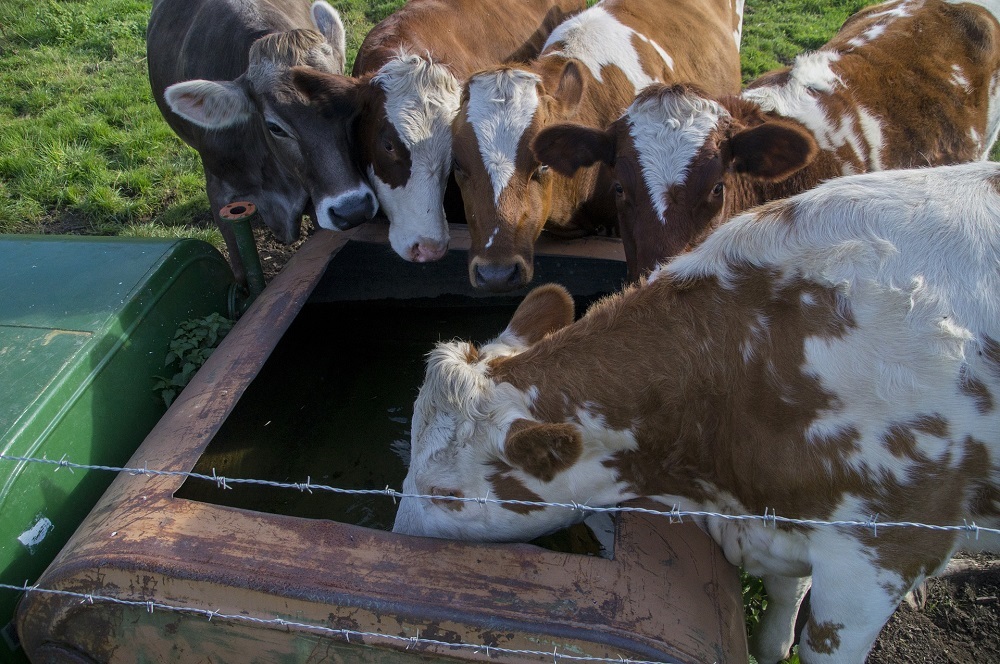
219, 202, 267, 302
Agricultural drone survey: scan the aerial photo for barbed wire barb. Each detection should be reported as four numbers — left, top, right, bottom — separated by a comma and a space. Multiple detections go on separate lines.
56, 454, 75, 474
867, 514, 880, 537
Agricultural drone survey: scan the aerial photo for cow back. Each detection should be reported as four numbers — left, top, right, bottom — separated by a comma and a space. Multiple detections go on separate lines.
353, 0, 587, 77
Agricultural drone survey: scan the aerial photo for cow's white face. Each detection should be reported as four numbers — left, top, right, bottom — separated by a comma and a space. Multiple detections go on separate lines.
393, 339, 583, 541
393, 285, 620, 541
368, 55, 460, 262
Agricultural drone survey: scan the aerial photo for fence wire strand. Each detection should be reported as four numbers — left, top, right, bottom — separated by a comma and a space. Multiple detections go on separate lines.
1, 452, 996, 538
0, 581, 673, 664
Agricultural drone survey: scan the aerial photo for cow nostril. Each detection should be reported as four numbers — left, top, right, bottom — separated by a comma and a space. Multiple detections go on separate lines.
330, 190, 379, 227
474, 262, 520, 291
410, 239, 448, 263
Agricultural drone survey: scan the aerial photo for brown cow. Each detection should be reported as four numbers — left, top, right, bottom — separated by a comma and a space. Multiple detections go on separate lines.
393, 162, 1000, 663
451, 0, 744, 291
290, 0, 586, 263
148, 0, 378, 284
533, 0, 1000, 281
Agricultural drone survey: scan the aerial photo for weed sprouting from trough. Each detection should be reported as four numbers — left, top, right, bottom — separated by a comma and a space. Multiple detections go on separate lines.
153, 313, 234, 406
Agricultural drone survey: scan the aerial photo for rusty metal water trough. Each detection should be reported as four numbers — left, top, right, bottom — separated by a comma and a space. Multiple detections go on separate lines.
16, 224, 747, 663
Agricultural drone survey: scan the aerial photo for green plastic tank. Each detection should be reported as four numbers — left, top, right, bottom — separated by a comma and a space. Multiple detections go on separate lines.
0, 235, 236, 661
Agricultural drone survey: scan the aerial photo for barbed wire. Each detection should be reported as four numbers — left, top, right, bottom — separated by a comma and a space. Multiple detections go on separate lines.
1, 452, 996, 539
0, 581, 677, 664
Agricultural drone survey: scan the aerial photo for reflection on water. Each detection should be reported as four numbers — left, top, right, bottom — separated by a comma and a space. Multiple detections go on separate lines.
176, 299, 612, 557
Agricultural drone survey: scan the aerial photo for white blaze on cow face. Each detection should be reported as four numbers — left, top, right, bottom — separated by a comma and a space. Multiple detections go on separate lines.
626, 91, 728, 225
393, 345, 638, 542
369, 54, 460, 262
393, 285, 639, 541
542, 6, 669, 89
393, 341, 586, 542
466, 70, 542, 205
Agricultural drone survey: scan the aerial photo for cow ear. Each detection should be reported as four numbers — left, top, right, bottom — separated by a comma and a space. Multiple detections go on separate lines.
165, 80, 253, 129
311, 1, 346, 71
499, 284, 574, 348
729, 119, 819, 181
532, 122, 615, 176
555, 60, 585, 116
504, 419, 583, 482
291, 67, 364, 118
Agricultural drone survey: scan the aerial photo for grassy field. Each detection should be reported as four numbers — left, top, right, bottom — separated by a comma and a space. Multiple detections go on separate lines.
0, 0, 884, 247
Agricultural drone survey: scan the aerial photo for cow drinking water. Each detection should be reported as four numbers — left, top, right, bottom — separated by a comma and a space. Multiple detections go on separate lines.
533, 0, 1000, 281
394, 161, 1000, 663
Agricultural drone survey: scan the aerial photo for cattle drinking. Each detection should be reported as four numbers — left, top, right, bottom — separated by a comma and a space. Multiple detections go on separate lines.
394, 162, 1000, 663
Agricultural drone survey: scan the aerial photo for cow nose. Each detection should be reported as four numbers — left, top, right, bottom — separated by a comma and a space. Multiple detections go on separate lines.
473, 261, 524, 292
409, 239, 448, 263
328, 190, 378, 230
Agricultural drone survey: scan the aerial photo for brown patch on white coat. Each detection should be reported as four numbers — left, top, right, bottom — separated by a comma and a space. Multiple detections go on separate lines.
394, 163, 1000, 663
533, 0, 1000, 281
453, 0, 743, 291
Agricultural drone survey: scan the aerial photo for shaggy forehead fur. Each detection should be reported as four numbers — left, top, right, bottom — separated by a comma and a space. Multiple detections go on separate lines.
247, 29, 337, 94
626, 89, 729, 223
372, 53, 461, 148
466, 69, 542, 205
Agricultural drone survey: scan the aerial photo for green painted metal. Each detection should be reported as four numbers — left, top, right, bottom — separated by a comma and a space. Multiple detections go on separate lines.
0, 235, 235, 661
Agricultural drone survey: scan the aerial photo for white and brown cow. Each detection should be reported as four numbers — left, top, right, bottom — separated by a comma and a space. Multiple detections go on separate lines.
290, 0, 586, 263
148, 0, 379, 283
393, 161, 1000, 663
534, 0, 1000, 281
452, 0, 745, 291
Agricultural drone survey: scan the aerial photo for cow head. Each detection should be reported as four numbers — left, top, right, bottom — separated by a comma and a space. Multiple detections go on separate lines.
292, 55, 461, 263
533, 83, 818, 281
164, 1, 379, 240
393, 284, 629, 541
452, 63, 589, 292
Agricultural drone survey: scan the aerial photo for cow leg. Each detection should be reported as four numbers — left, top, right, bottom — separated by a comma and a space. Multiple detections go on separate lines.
797, 546, 903, 664
750, 574, 810, 664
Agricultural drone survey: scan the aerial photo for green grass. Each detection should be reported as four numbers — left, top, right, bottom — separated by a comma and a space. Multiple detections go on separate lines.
0, 0, 888, 245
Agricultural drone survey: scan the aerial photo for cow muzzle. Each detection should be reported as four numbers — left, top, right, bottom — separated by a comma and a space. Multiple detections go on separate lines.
469, 256, 531, 292
320, 189, 379, 231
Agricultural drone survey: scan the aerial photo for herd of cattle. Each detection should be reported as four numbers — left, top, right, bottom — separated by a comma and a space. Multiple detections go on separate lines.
148, 0, 1000, 662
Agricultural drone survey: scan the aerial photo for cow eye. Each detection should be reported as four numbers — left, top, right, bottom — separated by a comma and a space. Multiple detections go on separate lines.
266, 121, 288, 138
711, 182, 724, 197
613, 182, 624, 196
533, 164, 549, 180
383, 139, 394, 153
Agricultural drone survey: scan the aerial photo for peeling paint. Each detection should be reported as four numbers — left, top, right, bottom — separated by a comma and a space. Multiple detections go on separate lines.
18, 516, 53, 553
